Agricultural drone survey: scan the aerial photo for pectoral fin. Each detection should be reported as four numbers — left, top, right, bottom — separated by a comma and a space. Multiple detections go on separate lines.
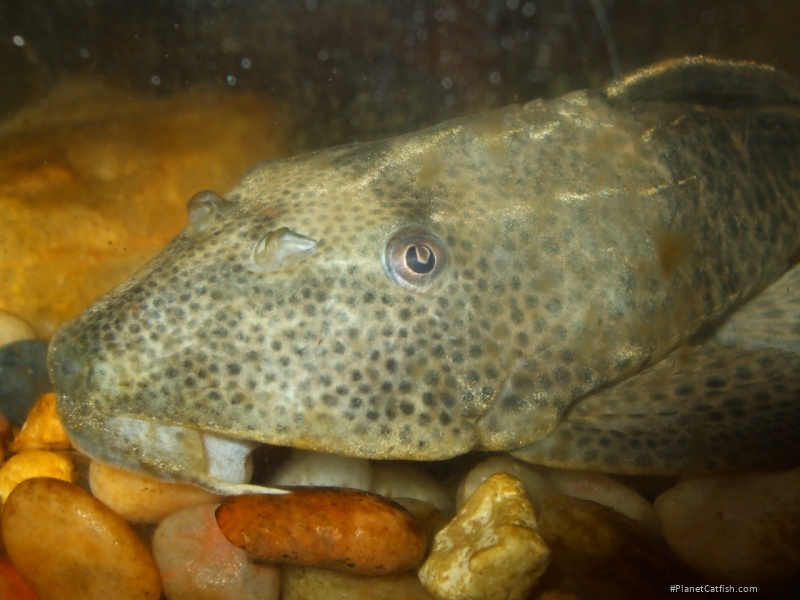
716, 261, 800, 354
511, 343, 800, 475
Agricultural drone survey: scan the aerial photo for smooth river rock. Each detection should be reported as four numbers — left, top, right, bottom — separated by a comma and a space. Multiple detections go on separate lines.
1, 477, 161, 600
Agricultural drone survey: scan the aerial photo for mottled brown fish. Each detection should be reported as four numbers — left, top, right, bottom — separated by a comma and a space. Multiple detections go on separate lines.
48, 57, 800, 494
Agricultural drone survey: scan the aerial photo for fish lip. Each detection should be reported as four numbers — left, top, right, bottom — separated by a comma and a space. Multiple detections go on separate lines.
48, 324, 279, 493
57, 401, 287, 494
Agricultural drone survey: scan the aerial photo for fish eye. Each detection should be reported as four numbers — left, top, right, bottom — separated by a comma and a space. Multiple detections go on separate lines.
382, 226, 449, 291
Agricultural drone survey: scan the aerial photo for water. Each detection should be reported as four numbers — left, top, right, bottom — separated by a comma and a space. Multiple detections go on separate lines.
1, 0, 797, 151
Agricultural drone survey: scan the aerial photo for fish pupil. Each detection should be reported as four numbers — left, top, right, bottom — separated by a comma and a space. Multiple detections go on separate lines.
406, 245, 435, 274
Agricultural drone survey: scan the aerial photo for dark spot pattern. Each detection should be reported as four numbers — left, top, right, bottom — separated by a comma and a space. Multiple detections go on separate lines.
48, 59, 800, 481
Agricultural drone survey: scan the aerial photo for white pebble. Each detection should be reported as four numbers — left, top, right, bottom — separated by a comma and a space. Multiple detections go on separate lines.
0, 309, 37, 345
539, 467, 661, 534
152, 503, 280, 600
269, 448, 372, 490
371, 462, 453, 514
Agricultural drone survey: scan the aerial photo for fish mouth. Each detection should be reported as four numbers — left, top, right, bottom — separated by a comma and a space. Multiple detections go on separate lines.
66, 409, 289, 495
49, 324, 288, 494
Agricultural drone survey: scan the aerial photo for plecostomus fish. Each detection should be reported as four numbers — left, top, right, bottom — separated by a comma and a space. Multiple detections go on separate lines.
48, 57, 800, 494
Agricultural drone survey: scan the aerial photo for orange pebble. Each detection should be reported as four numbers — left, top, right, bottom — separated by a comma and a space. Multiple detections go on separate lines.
2, 477, 162, 600
0, 557, 40, 600
10, 393, 72, 453
216, 487, 427, 576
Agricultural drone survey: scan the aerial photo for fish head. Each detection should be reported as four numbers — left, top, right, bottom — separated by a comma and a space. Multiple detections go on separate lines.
48, 114, 566, 492
51, 56, 800, 489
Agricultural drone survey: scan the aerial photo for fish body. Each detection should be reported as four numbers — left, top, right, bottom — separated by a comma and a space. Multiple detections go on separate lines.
49, 57, 800, 493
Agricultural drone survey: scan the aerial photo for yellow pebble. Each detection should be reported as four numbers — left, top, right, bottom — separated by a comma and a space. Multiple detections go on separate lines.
419, 473, 550, 600
0, 310, 37, 345
1, 477, 162, 600
10, 393, 72, 452
89, 460, 222, 524
0, 450, 74, 502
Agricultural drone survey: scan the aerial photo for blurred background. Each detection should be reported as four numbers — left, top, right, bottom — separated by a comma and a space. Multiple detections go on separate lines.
1, 0, 798, 151
0, 0, 798, 337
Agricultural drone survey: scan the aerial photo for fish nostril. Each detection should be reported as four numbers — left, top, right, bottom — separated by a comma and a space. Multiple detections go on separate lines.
48, 336, 83, 392
59, 355, 80, 378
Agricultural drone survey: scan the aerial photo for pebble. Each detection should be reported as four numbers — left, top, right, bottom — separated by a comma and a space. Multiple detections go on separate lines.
654, 468, 800, 587
216, 486, 427, 575
0, 557, 39, 600
539, 467, 661, 534
1, 477, 161, 600
89, 460, 222, 524
534, 494, 698, 600
9, 392, 72, 453
393, 497, 450, 552
456, 456, 557, 513
371, 462, 453, 515
269, 448, 372, 490
0, 339, 50, 427
456, 458, 660, 535
419, 472, 550, 600
0, 450, 74, 503
282, 565, 436, 600
152, 503, 280, 600
0, 310, 37, 346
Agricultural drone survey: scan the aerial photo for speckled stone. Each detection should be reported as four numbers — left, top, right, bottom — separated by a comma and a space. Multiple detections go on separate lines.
216, 487, 427, 576
419, 472, 550, 600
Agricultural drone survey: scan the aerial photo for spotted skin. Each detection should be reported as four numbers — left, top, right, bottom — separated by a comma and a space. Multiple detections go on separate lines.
513, 343, 800, 472
49, 58, 800, 489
